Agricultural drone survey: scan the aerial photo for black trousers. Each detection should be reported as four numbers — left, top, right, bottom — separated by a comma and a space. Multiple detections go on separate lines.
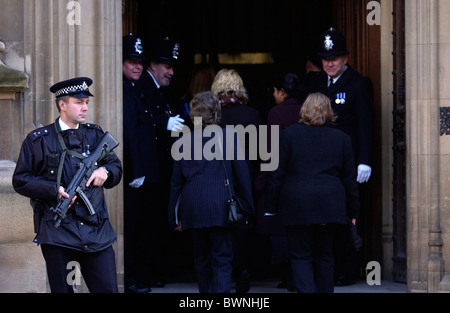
41, 244, 118, 293
124, 181, 170, 288
191, 227, 233, 293
286, 224, 336, 293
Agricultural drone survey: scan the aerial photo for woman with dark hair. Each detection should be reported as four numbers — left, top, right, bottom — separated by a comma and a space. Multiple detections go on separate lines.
271, 72, 306, 131
265, 93, 360, 293
254, 72, 306, 290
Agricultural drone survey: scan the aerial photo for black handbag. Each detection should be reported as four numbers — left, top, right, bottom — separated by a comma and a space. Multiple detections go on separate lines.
348, 220, 363, 251
220, 158, 252, 229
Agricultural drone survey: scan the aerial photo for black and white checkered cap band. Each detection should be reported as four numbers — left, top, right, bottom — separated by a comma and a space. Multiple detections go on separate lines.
55, 81, 90, 97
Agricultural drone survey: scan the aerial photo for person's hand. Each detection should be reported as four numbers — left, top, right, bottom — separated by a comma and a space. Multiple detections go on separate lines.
357, 164, 372, 183
86, 167, 109, 187
58, 186, 76, 207
167, 115, 185, 132
129, 176, 145, 188
174, 221, 182, 231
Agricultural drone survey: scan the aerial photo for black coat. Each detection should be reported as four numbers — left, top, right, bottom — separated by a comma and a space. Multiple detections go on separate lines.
136, 70, 179, 180
219, 102, 261, 180
254, 97, 302, 235
12, 119, 122, 252
309, 65, 374, 166
265, 123, 359, 226
123, 78, 160, 184
168, 127, 254, 230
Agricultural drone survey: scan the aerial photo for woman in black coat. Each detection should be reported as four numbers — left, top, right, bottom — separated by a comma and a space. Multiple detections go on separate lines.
168, 91, 254, 293
265, 92, 360, 293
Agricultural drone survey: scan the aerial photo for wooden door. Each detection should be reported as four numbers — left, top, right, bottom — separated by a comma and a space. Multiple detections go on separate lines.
391, 0, 407, 283
332, 0, 383, 272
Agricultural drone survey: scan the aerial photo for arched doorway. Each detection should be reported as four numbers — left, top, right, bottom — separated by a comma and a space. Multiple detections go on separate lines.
122, 0, 389, 283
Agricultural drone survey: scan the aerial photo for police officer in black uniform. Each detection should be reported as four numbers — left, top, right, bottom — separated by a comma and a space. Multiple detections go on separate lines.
135, 37, 184, 288
122, 34, 160, 293
12, 77, 122, 293
309, 28, 375, 286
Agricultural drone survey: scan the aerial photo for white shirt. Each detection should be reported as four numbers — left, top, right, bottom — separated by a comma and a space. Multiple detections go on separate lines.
328, 65, 348, 87
147, 69, 160, 89
59, 118, 79, 130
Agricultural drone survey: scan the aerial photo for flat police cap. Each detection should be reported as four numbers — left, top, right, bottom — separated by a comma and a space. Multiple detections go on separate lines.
50, 77, 94, 98
149, 37, 180, 66
317, 27, 350, 59
123, 33, 146, 62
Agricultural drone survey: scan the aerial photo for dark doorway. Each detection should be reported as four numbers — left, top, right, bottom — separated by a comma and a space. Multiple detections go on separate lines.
123, 0, 384, 283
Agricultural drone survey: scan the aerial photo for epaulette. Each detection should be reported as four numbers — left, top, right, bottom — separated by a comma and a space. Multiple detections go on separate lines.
83, 123, 103, 132
29, 126, 51, 141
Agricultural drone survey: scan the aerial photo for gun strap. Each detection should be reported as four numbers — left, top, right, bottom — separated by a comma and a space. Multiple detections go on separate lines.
54, 122, 86, 200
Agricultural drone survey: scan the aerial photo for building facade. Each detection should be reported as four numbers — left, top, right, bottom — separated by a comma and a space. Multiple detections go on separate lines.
0, 0, 449, 293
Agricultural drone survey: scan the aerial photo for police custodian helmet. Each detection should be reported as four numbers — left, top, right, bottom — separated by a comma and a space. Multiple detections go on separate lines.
50, 77, 94, 98
123, 33, 146, 62
149, 37, 180, 66
317, 27, 350, 59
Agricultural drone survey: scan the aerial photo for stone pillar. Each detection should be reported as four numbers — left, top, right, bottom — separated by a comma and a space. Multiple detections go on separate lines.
0, 41, 44, 293
0, 0, 123, 292
437, 0, 450, 293
405, 0, 444, 293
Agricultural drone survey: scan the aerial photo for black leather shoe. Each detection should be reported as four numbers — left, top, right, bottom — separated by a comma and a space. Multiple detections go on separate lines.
335, 277, 354, 287
126, 284, 151, 293
236, 270, 251, 293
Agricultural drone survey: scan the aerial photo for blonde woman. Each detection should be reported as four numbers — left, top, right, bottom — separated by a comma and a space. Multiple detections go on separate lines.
265, 92, 360, 293
211, 68, 260, 292
211, 68, 260, 128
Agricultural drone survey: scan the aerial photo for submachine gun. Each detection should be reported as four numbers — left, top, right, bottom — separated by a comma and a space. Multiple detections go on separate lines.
50, 132, 119, 228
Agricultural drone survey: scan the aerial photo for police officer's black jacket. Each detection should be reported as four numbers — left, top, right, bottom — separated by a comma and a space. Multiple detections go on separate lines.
136, 70, 179, 181
309, 65, 374, 167
12, 119, 122, 252
123, 77, 160, 184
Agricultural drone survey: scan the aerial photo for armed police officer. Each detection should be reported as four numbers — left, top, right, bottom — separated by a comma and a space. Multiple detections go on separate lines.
308, 28, 375, 286
12, 77, 122, 293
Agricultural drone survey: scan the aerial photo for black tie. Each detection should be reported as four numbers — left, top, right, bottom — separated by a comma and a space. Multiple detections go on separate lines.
328, 78, 335, 88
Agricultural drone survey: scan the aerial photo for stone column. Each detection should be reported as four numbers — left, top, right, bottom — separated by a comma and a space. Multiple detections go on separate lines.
437, 0, 450, 293
405, 0, 444, 293
0, 0, 123, 292
0, 40, 43, 293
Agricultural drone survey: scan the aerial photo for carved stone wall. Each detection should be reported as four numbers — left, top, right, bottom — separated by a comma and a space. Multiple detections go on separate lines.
405, 0, 450, 293
0, 0, 123, 292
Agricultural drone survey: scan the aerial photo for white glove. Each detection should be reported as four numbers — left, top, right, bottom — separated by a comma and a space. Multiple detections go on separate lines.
129, 176, 145, 188
167, 115, 185, 132
357, 164, 372, 184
